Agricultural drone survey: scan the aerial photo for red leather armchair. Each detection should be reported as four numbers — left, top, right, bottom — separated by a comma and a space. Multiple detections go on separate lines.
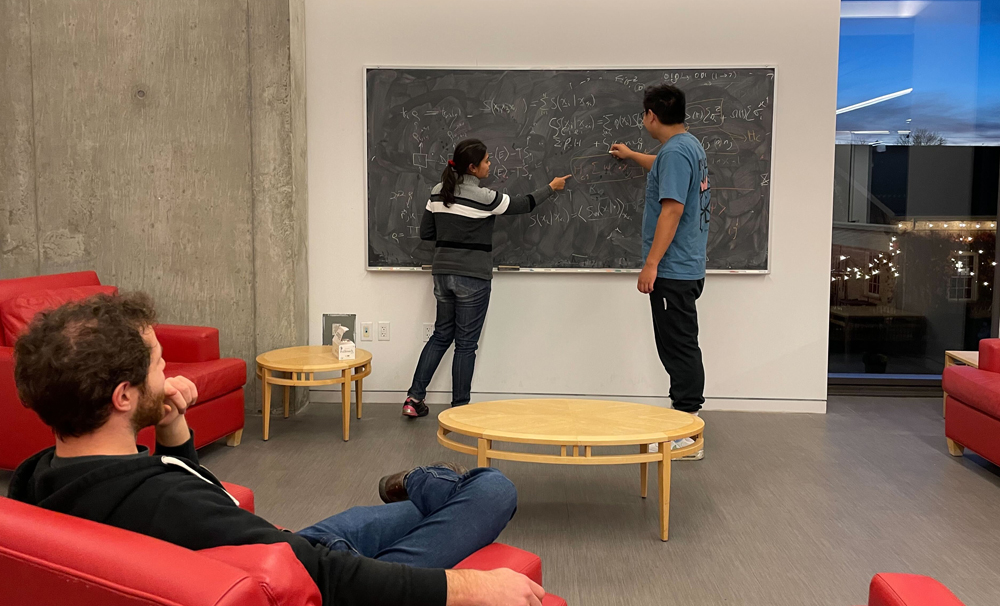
859, 573, 966, 606
943, 338, 1000, 466
0, 271, 247, 470
0, 485, 568, 606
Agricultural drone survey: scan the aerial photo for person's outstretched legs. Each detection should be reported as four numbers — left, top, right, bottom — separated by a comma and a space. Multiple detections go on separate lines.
376, 466, 516, 567
296, 465, 517, 568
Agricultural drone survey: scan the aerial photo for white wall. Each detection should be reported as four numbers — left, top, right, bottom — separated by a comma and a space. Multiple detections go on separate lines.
305, 0, 840, 412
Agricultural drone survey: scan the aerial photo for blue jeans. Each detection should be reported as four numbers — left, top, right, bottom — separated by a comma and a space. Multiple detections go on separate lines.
408, 274, 492, 406
296, 466, 516, 567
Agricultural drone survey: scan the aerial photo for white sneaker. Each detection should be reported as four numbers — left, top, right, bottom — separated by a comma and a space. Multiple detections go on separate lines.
671, 437, 704, 461
648, 412, 702, 455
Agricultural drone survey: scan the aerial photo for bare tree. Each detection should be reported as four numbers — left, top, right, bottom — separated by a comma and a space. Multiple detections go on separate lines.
895, 128, 947, 146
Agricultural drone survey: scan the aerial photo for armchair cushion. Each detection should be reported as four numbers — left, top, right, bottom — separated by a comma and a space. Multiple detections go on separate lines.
156, 324, 221, 363
455, 543, 543, 586
0, 285, 119, 344
165, 359, 247, 404
869, 573, 965, 606
942, 365, 1000, 418
199, 544, 322, 606
0, 495, 272, 606
979, 338, 1000, 374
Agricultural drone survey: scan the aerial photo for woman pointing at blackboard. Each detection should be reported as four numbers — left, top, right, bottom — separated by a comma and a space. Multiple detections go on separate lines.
402, 139, 571, 418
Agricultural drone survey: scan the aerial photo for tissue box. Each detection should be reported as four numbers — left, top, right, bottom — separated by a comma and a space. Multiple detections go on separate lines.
330, 323, 356, 360
334, 338, 356, 360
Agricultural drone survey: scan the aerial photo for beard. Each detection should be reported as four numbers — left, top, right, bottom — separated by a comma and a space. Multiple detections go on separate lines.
131, 383, 167, 434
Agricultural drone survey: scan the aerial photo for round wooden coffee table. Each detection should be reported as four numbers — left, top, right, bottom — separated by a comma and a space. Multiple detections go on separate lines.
437, 399, 704, 541
256, 346, 372, 442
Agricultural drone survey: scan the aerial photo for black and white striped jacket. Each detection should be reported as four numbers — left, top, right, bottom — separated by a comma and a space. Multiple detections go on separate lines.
420, 176, 554, 280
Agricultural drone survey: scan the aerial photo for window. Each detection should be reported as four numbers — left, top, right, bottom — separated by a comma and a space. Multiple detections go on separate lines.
867, 270, 881, 298
948, 252, 977, 302
829, 1, 1000, 379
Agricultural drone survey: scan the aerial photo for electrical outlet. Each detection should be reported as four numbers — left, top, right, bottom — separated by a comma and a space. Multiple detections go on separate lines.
378, 321, 390, 341
423, 323, 434, 342
360, 322, 373, 341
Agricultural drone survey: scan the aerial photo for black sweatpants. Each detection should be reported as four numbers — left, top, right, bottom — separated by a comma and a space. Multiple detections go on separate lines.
649, 277, 705, 413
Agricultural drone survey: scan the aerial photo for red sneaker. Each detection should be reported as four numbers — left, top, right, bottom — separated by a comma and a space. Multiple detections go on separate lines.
402, 397, 429, 418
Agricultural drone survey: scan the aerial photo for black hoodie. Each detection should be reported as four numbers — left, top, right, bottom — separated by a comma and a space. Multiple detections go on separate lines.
8, 435, 447, 606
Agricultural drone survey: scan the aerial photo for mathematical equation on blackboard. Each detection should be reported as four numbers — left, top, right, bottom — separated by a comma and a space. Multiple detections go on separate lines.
366, 68, 774, 271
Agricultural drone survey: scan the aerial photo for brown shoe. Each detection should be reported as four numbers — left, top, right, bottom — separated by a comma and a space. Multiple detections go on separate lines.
378, 462, 469, 503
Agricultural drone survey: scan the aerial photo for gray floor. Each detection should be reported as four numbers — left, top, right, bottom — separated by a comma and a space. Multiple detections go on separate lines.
3, 397, 999, 606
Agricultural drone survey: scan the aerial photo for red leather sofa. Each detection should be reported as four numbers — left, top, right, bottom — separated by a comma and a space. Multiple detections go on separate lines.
0, 271, 247, 470
859, 573, 966, 606
0, 485, 568, 606
943, 338, 1000, 466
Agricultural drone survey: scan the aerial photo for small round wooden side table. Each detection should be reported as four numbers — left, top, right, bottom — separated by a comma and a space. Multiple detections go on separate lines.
437, 399, 704, 541
255, 346, 372, 442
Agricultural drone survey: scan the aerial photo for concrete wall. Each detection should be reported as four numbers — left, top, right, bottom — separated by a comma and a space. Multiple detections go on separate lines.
0, 0, 308, 412
305, 0, 840, 412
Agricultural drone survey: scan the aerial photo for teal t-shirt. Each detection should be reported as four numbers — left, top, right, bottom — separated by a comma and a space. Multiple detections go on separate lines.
641, 132, 711, 280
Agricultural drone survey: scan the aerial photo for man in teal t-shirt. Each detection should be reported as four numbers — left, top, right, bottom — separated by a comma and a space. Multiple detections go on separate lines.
611, 84, 710, 460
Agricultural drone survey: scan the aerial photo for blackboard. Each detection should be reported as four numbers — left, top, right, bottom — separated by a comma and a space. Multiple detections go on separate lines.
366, 68, 775, 272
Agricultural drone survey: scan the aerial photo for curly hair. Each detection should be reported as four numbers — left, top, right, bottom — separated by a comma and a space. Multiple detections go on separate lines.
14, 292, 158, 438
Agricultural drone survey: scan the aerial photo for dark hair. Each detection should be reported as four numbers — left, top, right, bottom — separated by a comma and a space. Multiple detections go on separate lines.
14, 292, 158, 438
643, 84, 686, 126
440, 139, 488, 207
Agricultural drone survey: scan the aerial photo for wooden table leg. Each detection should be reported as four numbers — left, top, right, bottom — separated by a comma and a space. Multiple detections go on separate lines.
341, 369, 351, 441
283, 381, 291, 419
639, 444, 649, 498
356, 376, 363, 419
262, 368, 272, 441
658, 442, 671, 541
477, 438, 492, 468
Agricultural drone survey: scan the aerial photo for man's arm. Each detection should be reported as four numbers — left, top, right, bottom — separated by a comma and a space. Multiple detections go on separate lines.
445, 568, 545, 606
637, 201, 684, 294
610, 144, 655, 171
156, 376, 197, 448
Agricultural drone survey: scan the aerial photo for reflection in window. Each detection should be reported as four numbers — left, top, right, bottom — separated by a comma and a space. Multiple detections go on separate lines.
948, 252, 977, 302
